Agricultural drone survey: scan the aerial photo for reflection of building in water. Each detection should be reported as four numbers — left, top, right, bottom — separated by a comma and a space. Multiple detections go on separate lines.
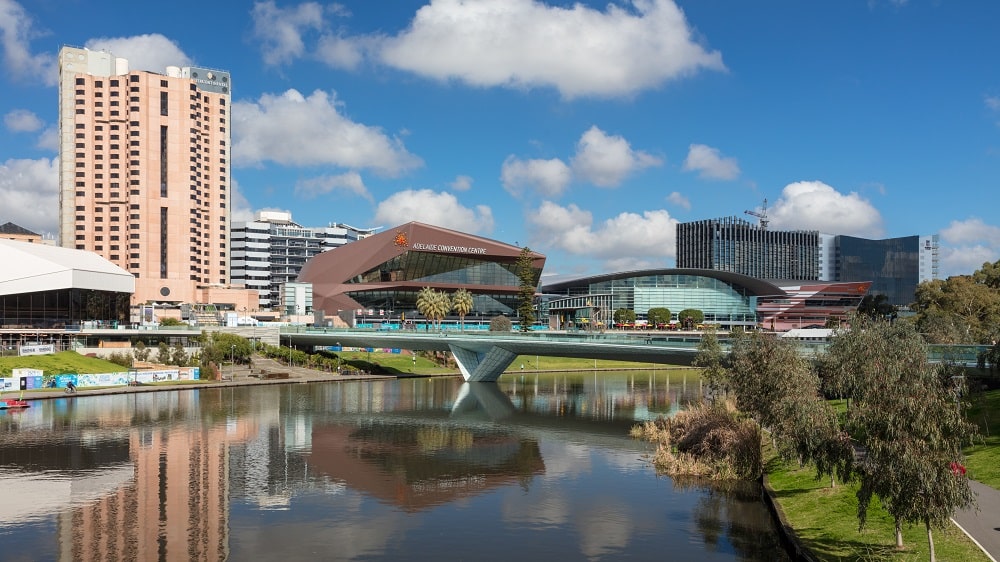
51, 392, 256, 561
306, 421, 545, 512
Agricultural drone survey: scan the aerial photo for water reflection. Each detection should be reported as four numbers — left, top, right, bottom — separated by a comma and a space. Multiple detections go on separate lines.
0, 372, 787, 561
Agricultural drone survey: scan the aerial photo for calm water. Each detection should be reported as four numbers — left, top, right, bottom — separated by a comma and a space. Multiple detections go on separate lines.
0, 371, 790, 561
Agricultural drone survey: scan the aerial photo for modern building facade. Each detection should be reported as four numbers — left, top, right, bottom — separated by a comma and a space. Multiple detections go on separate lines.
58, 46, 233, 306
297, 222, 545, 322
230, 211, 377, 309
0, 239, 134, 328
676, 217, 820, 280
831, 234, 939, 306
539, 269, 870, 332
677, 216, 938, 306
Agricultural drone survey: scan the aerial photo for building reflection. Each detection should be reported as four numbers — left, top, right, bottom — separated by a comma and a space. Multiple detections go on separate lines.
0, 391, 257, 562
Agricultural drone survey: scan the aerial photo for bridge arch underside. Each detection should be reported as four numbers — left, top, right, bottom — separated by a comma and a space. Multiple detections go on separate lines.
288, 333, 696, 382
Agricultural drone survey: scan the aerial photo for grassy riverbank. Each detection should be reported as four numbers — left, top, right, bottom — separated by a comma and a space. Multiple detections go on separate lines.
0, 351, 127, 376
964, 388, 1000, 488
766, 458, 990, 561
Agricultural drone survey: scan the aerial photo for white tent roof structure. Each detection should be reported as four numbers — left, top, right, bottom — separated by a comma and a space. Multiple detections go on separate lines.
0, 240, 134, 296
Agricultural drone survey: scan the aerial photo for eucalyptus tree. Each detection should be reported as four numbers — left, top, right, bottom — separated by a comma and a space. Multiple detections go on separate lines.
826, 317, 977, 557
613, 308, 636, 325
693, 325, 727, 400
451, 289, 474, 331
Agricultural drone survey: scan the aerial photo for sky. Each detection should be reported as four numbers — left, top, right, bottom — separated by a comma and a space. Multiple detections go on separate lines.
1, 0, 999, 280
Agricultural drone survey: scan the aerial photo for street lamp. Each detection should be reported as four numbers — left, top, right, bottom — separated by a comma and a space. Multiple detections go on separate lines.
230, 344, 235, 379
336, 342, 341, 372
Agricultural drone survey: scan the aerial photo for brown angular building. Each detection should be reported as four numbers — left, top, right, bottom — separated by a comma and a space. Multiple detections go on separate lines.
297, 222, 545, 320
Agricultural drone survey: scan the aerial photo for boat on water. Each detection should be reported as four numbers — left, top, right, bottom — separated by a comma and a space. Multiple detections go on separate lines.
0, 398, 30, 410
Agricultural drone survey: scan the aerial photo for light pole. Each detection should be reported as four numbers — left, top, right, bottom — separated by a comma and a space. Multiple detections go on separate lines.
412, 353, 416, 372
336, 342, 341, 372
230, 344, 235, 379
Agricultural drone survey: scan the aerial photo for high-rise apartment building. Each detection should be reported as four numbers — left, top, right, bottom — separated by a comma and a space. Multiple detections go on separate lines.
58, 46, 233, 306
230, 211, 377, 309
676, 216, 820, 280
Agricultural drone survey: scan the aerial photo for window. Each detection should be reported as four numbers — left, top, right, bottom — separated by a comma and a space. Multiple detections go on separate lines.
160, 91, 168, 116
160, 80, 168, 87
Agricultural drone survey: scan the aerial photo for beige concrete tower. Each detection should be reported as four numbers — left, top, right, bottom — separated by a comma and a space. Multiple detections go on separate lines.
58, 46, 232, 306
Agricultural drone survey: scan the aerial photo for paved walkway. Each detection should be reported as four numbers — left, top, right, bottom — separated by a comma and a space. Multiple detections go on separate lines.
954, 479, 1000, 561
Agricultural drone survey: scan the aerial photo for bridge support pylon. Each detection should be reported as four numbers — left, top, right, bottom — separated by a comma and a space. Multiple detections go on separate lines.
449, 344, 516, 382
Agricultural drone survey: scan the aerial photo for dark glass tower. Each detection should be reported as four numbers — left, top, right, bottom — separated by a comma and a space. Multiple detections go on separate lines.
676, 217, 820, 280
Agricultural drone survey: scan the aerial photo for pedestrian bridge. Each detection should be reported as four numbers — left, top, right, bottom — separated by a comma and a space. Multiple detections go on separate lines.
283, 328, 991, 383
284, 328, 706, 382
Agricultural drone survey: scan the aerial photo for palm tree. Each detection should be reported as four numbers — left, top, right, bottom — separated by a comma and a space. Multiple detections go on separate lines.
432, 290, 452, 329
452, 289, 474, 331
416, 287, 437, 329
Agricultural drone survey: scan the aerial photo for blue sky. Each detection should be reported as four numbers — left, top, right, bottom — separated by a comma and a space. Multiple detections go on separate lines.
1, 0, 998, 279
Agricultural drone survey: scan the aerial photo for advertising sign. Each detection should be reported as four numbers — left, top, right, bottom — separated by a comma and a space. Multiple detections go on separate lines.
19, 344, 55, 356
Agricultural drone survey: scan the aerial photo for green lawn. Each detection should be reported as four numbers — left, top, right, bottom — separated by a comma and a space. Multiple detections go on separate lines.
767, 458, 991, 561
0, 351, 127, 377
964, 388, 1000, 488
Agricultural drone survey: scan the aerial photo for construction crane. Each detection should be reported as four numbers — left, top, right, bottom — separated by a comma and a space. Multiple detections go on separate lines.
745, 198, 769, 229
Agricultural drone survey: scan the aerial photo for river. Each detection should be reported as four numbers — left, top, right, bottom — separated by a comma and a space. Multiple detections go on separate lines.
0, 370, 790, 561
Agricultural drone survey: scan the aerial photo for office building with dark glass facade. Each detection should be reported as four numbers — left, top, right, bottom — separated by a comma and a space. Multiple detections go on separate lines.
834, 234, 938, 306
676, 217, 820, 280
297, 222, 545, 321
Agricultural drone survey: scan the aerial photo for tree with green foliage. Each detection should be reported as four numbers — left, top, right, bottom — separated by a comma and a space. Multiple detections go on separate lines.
132, 341, 150, 363
170, 343, 189, 366
416, 287, 450, 329
825, 317, 977, 556
727, 332, 851, 487
693, 325, 727, 399
156, 342, 171, 365
646, 307, 671, 327
489, 315, 512, 332
451, 289, 474, 331
677, 309, 704, 330
515, 247, 537, 332
912, 267, 1000, 344
159, 317, 185, 326
613, 308, 636, 325
856, 293, 897, 321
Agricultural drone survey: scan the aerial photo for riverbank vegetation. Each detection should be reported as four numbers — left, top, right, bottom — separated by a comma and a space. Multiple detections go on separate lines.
634, 319, 982, 561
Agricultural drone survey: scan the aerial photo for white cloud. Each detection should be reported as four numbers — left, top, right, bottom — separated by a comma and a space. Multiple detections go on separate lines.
295, 172, 371, 201
251, 1, 325, 66
373, 189, 493, 233
315, 33, 368, 70
229, 178, 256, 223
0, 0, 56, 85
768, 181, 884, 237
571, 126, 661, 188
986, 95, 1000, 112
501, 156, 572, 197
526, 201, 677, 269
3, 108, 41, 132
667, 191, 690, 210
450, 175, 473, 191
939, 217, 1000, 277
84, 34, 191, 72
35, 125, 57, 151
0, 157, 58, 235
682, 143, 740, 180
375, 0, 724, 98
232, 89, 422, 176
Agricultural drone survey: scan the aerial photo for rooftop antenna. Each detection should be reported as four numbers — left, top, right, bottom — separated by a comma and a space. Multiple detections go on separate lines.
745, 198, 769, 229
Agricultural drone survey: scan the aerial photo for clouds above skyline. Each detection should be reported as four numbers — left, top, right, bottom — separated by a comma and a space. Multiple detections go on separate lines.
768, 181, 885, 238
0, 156, 58, 235
373, 189, 494, 234
83, 34, 191, 73
682, 144, 740, 181
232, 89, 422, 175
0, 0, 56, 86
